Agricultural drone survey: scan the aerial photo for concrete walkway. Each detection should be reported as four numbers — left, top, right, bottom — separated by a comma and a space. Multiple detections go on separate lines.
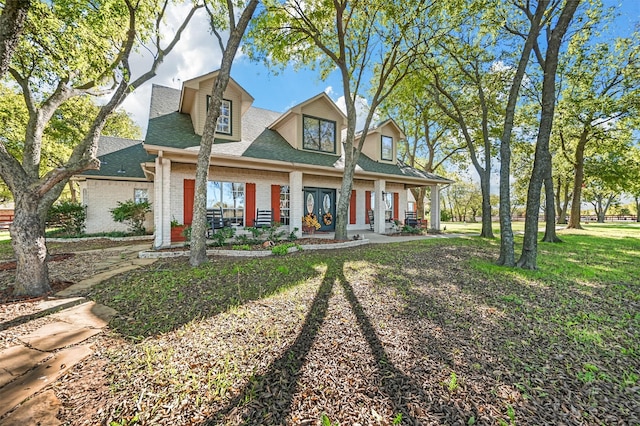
0, 243, 157, 423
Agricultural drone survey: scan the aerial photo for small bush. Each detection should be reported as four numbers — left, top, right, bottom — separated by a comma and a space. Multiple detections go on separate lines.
110, 200, 151, 235
272, 242, 300, 256
210, 226, 235, 247
47, 201, 86, 236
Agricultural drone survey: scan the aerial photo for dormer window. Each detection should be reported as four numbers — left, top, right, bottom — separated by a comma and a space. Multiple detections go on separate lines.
207, 96, 232, 135
381, 135, 393, 161
303, 115, 336, 153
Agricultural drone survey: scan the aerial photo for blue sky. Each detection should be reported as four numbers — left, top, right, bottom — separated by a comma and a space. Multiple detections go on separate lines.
121, 0, 639, 136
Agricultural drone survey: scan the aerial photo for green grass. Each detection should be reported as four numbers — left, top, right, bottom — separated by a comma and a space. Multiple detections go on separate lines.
85, 223, 639, 424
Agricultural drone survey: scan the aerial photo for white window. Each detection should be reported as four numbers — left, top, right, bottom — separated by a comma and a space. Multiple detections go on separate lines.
207, 181, 244, 225
207, 97, 232, 135
370, 191, 394, 221
280, 185, 290, 225
134, 188, 148, 204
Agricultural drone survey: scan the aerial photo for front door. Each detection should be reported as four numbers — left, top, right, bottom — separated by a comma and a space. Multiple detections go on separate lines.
304, 187, 336, 232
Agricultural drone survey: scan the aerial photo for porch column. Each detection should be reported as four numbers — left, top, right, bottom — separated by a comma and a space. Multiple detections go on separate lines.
153, 156, 172, 249
374, 179, 386, 234
430, 184, 441, 231
290, 171, 303, 238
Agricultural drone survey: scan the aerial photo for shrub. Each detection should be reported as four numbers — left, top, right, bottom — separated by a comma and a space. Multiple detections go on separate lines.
210, 226, 235, 247
47, 201, 86, 236
110, 200, 151, 235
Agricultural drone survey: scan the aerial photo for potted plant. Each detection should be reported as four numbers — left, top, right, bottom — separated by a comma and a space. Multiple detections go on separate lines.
301, 213, 321, 234
170, 218, 187, 242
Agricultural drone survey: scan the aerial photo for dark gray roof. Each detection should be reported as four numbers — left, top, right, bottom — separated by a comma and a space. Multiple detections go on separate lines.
82, 138, 155, 179
96, 136, 140, 157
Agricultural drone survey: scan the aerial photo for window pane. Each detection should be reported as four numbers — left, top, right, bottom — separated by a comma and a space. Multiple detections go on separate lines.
134, 188, 148, 204
381, 135, 393, 160
303, 116, 320, 150
216, 100, 231, 134
280, 185, 290, 225
319, 120, 335, 152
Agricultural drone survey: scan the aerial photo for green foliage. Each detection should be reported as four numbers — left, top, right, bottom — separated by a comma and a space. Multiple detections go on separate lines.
210, 227, 236, 247
110, 200, 151, 236
446, 371, 459, 392
271, 242, 300, 256
232, 244, 251, 251
46, 201, 86, 236
321, 413, 339, 426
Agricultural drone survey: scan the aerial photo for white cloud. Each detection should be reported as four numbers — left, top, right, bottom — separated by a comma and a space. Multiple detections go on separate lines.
334, 94, 380, 132
324, 86, 334, 96
119, 6, 225, 135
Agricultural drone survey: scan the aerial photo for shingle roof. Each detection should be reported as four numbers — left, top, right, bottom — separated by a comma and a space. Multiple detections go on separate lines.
82, 139, 155, 179
144, 84, 452, 184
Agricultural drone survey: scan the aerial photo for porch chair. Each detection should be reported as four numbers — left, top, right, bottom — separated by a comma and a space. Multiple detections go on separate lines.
405, 211, 418, 228
207, 208, 225, 236
367, 209, 375, 231
254, 208, 273, 228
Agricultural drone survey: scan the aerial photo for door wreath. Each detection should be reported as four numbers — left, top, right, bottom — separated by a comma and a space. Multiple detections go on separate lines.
323, 212, 332, 225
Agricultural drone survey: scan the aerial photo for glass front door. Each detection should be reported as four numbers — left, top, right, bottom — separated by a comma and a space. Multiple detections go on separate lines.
304, 187, 336, 232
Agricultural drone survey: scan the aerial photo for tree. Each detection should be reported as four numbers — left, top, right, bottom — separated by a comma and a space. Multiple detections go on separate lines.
517, 0, 580, 269
0, 0, 30, 78
247, 0, 438, 240
0, 0, 200, 296
556, 10, 639, 229
189, 0, 260, 266
380, 72, 466, 218
0, 84, 141, 202
421, 33, 511, 239
582, 151, 630, 222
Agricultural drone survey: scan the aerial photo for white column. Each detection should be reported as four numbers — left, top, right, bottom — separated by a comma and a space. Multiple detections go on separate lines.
374, 179, 386, 233
153, 156, 163, 248
153, 156, 172, 248
430, 184, 441, 231
290, 171, 303, 238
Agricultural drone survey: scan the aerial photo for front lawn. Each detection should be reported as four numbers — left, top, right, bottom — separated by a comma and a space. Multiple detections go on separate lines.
56, 225, 639, 425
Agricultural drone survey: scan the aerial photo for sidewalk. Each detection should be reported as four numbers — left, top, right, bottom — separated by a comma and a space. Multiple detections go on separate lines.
0, 243, 157, 424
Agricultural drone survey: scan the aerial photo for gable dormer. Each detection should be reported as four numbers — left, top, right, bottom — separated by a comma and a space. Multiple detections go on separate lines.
269, 93, 347, 156
359, 119, 404, 164
178, 70, 254, 141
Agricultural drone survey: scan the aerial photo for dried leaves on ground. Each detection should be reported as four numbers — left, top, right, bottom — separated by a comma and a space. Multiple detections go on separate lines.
48, 236, 639, 425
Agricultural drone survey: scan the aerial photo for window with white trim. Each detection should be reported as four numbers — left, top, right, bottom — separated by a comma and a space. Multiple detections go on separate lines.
206, 96, 232, 135
207, 181, 244, 225
280, 185, 290, 225
134, 188, 148, 204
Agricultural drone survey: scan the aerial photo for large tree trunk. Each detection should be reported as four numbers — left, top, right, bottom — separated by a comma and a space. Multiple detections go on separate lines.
410, 187, 426, 218
517, 0, 579, 269
189, 0, 259, 266
10, 193, 50, 296
542, 171, 561, 242
555, 176, 570, 224
636, 196, 640, 222
479, 173, 493, 237
567, 130, 588, 229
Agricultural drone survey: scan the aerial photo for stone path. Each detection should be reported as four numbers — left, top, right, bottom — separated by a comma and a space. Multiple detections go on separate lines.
0, 244, 157, 423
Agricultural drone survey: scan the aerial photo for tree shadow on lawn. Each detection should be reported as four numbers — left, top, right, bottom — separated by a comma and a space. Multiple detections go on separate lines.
204, 255, 472, 425
90, 255, 325, 339
379, 241, 640, 425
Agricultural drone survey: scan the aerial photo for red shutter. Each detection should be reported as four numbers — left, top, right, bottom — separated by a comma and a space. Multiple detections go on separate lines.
365, 190, 371, 224
393, 192, 399, 220
271, 185, 281, 222
349, 190, 356, 224
246, 183, 256, 226
183, 179, 195, 225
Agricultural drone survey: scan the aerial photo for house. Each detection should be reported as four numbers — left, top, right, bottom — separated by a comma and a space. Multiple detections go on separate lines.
75, 70, 452, 248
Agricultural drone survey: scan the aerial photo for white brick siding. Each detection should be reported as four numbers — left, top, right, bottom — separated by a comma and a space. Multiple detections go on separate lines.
80, 179, 154, 234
